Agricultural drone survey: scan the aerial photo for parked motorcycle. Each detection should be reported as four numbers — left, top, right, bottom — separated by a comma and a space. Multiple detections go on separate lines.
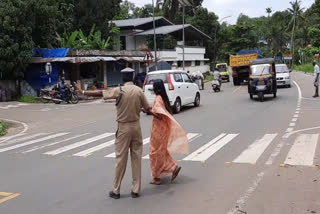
212, 80, 221, 92
40, 85, 79, 104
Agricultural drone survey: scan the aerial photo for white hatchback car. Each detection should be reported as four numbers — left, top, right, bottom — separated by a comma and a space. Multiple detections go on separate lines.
143, 70, 200, 113
276, 64, 292, 88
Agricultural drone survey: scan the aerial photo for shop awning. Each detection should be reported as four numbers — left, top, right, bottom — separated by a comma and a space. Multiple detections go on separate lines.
29, 57, 116, 64
116, 57, 145, 62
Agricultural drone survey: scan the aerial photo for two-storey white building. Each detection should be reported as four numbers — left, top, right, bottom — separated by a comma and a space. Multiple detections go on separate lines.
112, 17, 211, 74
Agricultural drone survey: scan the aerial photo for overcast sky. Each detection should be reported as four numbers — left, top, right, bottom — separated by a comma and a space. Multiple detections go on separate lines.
130, 0, 315, 24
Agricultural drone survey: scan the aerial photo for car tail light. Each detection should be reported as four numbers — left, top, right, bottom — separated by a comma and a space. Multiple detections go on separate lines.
168, 74, 175, 90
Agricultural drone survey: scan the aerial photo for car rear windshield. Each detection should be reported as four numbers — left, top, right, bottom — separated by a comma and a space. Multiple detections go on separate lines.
276, 65, 289, 73
146, 73, 168, 85
251, 65, 271, 75
217, 65, 227, 72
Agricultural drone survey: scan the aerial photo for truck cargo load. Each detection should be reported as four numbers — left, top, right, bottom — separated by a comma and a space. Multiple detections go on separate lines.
230, 53, 259, 67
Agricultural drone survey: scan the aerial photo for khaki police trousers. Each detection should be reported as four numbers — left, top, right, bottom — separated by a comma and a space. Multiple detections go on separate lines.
113, 121, 143, 194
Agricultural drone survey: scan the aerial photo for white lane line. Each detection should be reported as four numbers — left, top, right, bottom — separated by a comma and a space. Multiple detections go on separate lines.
142, 133, 201, 160
0, 133, 47, 147
286, 128, 294, 133
296, 108, 301, 111
295, 111, 300, 114
0, 133, 69, 153
292, 118, 298, 122
184, 134, 238, 162
233, 134, 277, 164
183, 134, 226, 161
44, 133, 114, 156
22, 133, 90, 154
284, 134, 319, 166
73, 139, 115, 157
293, 81, 302, 101
227, 172, 265, 214
283, 126, 320, 139
289, 123, 296, 127
0, 118, 29, 143
265, 141, 286, 165
293, 114, 299, 118
105, 137, 150, 158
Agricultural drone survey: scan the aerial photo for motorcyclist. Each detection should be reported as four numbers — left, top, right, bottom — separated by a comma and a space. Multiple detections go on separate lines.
58, 77, 70, 103
213, 69, 222, 87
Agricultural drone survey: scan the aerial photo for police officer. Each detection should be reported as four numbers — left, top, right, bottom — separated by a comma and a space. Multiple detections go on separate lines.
75, 69, 151, 199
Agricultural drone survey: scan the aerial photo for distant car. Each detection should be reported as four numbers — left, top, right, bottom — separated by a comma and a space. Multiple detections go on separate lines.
143, 70, 200, 113
276, 64, 292, 88
216, 63, 230, 82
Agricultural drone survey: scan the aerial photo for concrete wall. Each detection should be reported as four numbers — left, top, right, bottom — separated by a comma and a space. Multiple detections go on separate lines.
126, 36, 136, 51
0, 80, 17, 101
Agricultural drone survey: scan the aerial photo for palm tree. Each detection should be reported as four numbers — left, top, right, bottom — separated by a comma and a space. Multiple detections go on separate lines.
287, 0, 304, 65
266, 7, 272, 18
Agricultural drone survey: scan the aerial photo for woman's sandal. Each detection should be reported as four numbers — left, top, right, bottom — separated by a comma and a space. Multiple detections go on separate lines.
171, 166, 181, 182
150, 178, 162, 185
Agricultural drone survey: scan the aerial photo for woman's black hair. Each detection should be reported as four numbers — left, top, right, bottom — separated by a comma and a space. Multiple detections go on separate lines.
153, 79, 173, 114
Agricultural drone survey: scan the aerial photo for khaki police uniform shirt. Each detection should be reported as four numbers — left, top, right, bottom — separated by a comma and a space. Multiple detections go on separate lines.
102, 82, 150, 123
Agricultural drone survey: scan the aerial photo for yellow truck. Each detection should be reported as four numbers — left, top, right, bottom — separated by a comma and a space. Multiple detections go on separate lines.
230, 53, 259, 86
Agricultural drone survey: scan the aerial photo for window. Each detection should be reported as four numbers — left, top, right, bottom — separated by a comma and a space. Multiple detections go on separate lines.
146, 74, 168, 85
178, 61, 183, 67
182, 73, 192, 83
185, 61, 192, 67
195, 61, 201, 66
174, 73, 183, 82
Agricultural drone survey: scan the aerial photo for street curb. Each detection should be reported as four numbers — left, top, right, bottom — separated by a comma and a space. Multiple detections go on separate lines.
0, 118, 28, 143
294, 70, 313, 76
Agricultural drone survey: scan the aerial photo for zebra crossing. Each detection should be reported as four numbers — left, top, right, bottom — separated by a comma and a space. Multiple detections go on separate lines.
0, 131, 319, 167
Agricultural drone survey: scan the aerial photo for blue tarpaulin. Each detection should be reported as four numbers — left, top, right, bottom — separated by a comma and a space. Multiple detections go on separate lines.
33, 48, 69, 58
238, 49, 263, 58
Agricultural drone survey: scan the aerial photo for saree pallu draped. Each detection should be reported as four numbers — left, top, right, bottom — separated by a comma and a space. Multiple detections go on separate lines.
149, 96, 189, 178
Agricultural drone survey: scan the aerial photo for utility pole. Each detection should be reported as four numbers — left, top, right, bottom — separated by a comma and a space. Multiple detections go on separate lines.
152, 0, 158, 70
183, 5, 185, 70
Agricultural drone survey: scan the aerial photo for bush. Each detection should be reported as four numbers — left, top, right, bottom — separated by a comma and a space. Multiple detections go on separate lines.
293, 64, 314, 73
0, 121, 9, 136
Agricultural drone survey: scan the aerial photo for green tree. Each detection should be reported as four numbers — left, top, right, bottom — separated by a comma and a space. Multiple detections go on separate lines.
266, 7, 272, 18
288, 0, 305, 64
0, 0, 34, 80
73, 0, 121, 37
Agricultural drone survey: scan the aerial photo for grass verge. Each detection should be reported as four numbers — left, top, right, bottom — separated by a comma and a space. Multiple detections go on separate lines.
0, 121, 9, 136
18, 96, 40, 103
204, 75, 213, 83
293, 64, 314, 73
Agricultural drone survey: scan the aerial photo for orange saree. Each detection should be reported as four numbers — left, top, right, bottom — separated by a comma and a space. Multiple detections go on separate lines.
149, 95, 189, 178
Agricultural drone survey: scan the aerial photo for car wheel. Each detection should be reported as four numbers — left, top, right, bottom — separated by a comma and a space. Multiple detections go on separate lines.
194, 93, 200, 107
173, 98, 181, 114
258, 92, 264, 102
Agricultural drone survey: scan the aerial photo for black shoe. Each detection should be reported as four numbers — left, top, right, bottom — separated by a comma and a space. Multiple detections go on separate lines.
313, 95, 319, 98
109, 191, 120, 199
131, 191, 140, 198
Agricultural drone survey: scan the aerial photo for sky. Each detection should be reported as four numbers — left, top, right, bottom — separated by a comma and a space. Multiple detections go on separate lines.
130, 0, 315, 24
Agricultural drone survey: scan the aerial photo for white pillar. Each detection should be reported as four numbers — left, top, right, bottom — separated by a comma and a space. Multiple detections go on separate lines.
103, 62, 107, 88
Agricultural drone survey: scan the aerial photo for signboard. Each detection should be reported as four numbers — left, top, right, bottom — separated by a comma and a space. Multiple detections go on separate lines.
143, 50, 153, 62
230, 53, 258, 67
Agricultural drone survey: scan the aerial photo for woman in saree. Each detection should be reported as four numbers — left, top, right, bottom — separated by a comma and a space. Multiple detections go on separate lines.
149, 80, 189, 185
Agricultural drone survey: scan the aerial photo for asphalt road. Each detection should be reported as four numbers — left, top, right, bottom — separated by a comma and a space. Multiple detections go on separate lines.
0, 71, 319, 214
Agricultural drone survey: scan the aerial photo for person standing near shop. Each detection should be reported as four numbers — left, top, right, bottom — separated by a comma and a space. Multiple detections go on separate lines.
313, 61, 319, 98
75, 70, 151, 199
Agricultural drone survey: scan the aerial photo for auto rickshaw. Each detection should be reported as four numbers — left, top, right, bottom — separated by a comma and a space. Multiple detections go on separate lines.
248, 58, 277, 102
216, 63, 230, 82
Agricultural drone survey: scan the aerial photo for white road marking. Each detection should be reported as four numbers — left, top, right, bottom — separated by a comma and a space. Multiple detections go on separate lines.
0, 133, 47, 147
293, 81, 302, 100
0, 118, 29, 143
233, 134, 277, 164
0, 103, 29, 109
284, 134, 319, 166
44, 133, 114, 156
296, 108, 301, 111
265, 141, 286, 165
295, 111, 300, 114
142, 133, 201, 160
293, 114, 299, 118
283, 126, 320, 139
73, 139, 115, 157
183, 134, 238, 162
292, 118, 298, 122
0, 133, 68, 153
22, 133, 89, 154
227, 172, 265, 214
289, 123, 296, 127
105, 137, 150, 158
286, 128, 294, 133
